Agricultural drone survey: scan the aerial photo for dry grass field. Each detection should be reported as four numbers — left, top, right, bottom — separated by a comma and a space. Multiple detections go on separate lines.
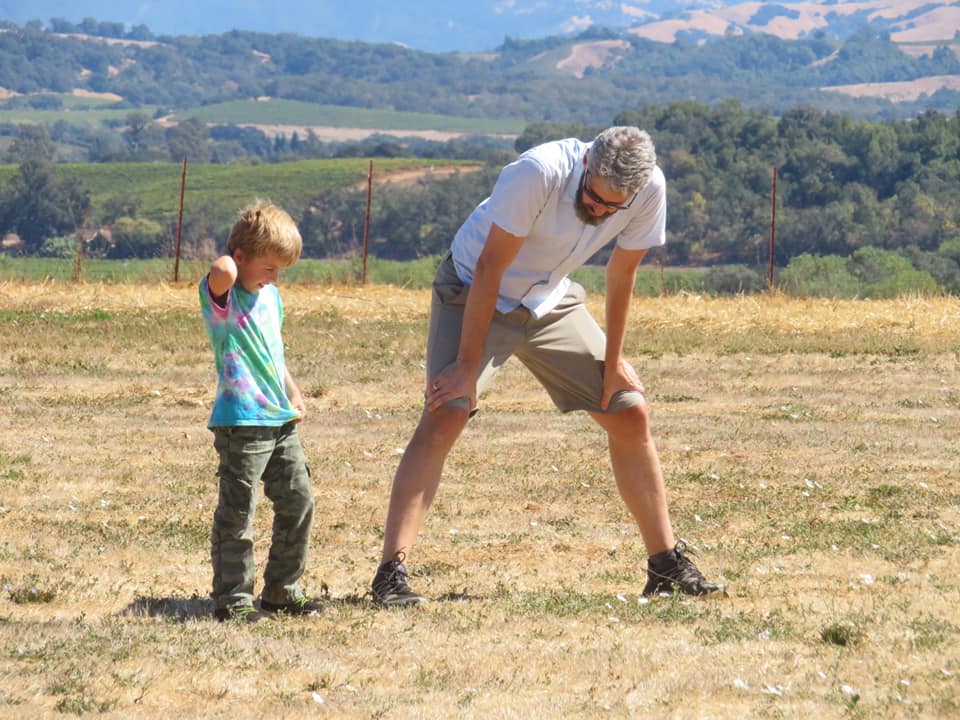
1, 282, 958, 719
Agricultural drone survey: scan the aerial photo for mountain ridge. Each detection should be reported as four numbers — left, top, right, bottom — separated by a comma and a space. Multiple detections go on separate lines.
1, 1, 958, 53
0, 9, 957, 128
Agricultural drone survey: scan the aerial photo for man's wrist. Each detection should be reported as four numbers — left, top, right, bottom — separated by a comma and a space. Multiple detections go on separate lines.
456, 354, 481, 373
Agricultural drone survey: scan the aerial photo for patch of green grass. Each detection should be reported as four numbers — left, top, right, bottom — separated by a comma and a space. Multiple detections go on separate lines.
7, 583, 57, 604
697, 608, 796, 644
54, 690, 118, 715
0, 453, 30, 481
508, 588, 702, 622
417, 560, 457, 579
570, 264, 707, 296
656, 393, 701, 402
0, 105, 156, 126
908, 615, 958, 650
0, 307, 112, 324
761, 402, 820, 421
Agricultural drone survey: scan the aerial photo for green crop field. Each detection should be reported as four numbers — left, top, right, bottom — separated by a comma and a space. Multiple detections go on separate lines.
0, 158, 475, 221
0, 96, 522, 136
171, 99, 523, 134
0, 95, 159, 126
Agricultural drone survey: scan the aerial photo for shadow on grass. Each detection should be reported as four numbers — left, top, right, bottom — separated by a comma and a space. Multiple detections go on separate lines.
120, 589, 487, 621
122, 595, 214, 623
321, 590, 489, 607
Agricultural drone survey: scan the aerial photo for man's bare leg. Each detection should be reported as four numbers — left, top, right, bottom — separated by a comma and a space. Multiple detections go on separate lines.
380, 405, 470, 564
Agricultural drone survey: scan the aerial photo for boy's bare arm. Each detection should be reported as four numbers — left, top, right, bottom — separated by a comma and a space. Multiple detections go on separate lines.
284, 366, 307, 420
207, 255, 238, 302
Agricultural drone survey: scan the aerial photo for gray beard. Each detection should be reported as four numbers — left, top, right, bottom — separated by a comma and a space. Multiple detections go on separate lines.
574, 192, 606, 226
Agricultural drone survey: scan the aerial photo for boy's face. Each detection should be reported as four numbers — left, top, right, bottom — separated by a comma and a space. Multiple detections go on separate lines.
234, 250, 289, 294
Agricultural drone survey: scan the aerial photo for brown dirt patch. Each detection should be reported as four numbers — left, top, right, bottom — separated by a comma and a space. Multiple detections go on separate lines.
345, 163, 484, 191
556, 40, 630, 78
230, 123, 481, 142
72, 88, 124, 102
821, 74, 960, 103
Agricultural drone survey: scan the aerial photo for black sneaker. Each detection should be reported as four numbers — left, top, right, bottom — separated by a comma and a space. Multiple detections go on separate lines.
260, 597, 324, 616
642, 541, 725, 597
371, 556, 428, 607
214, 605, 270, 623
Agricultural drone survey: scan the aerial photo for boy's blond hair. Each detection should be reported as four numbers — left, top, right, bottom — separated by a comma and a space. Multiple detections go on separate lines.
227, 202, 302, 265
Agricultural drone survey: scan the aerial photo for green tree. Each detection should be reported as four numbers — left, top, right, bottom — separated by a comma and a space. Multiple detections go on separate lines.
165, 117, 210, 162
701, 265, 764, 294
779, 253, 861, 297
0, 158, 90, 253
100, 193, 143, 225
5, 124, 56, 163
848, 247, 937, 298
938, 237, 960, 263
107, 216, 165, 259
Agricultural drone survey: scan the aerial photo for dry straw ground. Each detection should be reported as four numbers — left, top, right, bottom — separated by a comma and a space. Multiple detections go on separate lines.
1, 282, 958, 719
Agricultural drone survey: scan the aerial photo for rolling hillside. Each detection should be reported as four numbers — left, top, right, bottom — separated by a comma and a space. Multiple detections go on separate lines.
0, 22, 956, 137
6, 1, 960, 52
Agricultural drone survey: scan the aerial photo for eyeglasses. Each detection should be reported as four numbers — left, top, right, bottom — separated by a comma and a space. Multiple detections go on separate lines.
580, 170, 637, 212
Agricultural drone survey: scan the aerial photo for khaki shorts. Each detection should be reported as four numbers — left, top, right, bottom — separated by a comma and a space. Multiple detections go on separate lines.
427, 254, 645, 415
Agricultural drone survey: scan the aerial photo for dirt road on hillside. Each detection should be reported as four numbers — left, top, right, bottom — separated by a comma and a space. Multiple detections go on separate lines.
346, 163, 484, 191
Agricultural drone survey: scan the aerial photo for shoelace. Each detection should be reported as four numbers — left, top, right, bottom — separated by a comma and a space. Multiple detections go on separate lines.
648, 541, 703, 581
386, 563, 413, 591
373, 560, 412, 592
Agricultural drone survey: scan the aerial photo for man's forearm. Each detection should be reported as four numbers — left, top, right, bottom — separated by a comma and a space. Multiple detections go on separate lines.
604, 269, 635, 365
456, 263, 501, 371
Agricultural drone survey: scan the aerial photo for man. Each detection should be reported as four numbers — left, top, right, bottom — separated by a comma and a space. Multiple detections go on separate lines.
371, 126, 723, 606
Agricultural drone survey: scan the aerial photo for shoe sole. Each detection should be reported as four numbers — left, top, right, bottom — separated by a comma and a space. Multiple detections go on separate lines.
374, 596, 429, 607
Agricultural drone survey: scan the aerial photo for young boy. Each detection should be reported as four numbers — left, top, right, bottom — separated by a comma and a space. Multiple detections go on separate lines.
200, 202, 321, 623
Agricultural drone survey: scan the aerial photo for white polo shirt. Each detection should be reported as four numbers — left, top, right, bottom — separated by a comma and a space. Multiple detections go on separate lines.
450, 137, 666, 319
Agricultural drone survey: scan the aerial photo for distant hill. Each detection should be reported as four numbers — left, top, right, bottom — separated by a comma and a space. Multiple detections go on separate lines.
3, 0, 958, 53
628, 0, 960, 45
0, 8, 956, 139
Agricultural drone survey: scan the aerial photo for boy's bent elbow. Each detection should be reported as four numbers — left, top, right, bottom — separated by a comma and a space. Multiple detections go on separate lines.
208, 255, 238, 297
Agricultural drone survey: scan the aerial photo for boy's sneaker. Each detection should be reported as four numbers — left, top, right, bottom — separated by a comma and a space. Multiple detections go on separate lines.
371, 556, 428, 607
214, 605, 270, 623
260, 597, 324, 616
642, 541, 725, 597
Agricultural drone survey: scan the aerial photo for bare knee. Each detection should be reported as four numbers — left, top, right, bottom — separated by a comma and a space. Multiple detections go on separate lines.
412, 405, 470, 449
591, 402, 652, 440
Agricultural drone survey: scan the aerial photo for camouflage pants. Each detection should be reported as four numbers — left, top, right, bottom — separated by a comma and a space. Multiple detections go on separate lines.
210, 423, 314, 610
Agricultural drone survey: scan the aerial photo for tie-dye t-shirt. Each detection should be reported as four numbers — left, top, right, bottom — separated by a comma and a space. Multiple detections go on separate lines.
199, 277, 301, 428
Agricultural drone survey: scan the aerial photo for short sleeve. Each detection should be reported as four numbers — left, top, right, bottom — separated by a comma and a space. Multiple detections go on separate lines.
482, 155, 555, 239
199, 276, 229, 326
615, 166, 667, 251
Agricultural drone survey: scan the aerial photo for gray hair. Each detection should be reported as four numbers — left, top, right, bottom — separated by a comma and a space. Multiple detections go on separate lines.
587, 126, 657, 195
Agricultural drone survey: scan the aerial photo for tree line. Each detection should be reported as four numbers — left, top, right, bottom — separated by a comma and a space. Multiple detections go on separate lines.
3, 99, 959, 297
7, 112, 513, 165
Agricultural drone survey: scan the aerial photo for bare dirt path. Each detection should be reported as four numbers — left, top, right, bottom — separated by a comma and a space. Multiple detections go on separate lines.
345, 163, 484, 191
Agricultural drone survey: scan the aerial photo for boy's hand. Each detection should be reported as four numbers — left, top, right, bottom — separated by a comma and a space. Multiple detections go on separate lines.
289, 389, 307, 421
285, 368, 306, 422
